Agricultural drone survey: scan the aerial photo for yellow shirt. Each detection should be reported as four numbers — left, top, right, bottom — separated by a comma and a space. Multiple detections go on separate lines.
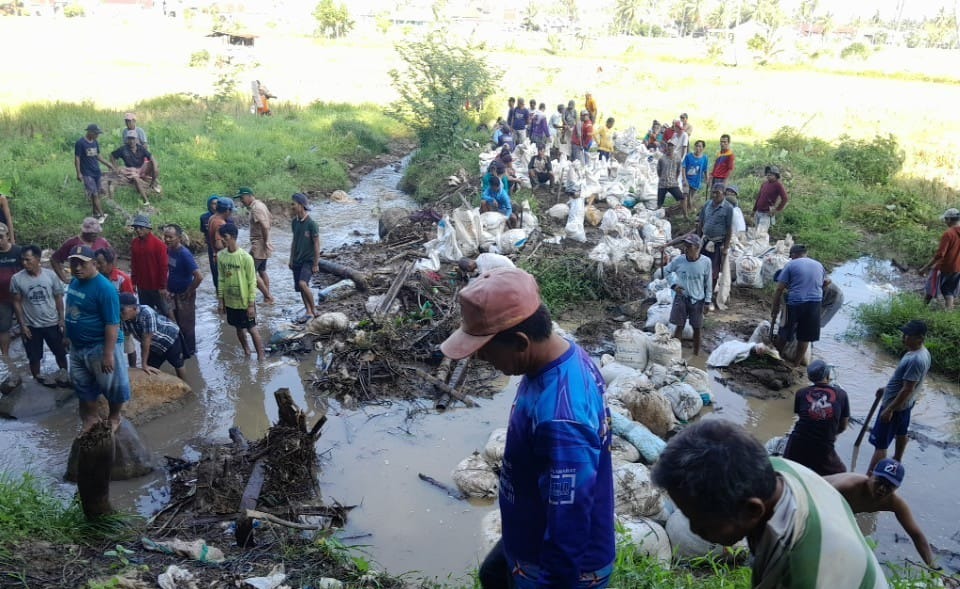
597, 125, 614, 152
585, 96, 597, 120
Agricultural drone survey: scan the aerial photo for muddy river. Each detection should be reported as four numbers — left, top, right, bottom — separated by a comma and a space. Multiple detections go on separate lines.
1, 160, 958, 582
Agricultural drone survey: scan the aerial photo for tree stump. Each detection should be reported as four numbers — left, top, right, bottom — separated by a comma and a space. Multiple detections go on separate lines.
76, 421, 115, 520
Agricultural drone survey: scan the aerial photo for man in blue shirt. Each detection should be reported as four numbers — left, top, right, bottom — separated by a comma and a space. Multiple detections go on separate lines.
664, 234, 713, 355
64, 245, 130, 433
74, 124, 114, 221
771, 244, 829, 366
867, 320, 932, 475
441, 268, 615, 589
480, 176, 517, 228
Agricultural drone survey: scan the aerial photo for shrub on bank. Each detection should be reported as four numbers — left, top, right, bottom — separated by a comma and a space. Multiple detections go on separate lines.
854, 293, 960, 376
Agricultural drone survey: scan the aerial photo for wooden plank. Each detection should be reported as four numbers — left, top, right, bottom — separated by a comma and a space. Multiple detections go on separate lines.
376, 261, 413, 316
234, 459, 266, 548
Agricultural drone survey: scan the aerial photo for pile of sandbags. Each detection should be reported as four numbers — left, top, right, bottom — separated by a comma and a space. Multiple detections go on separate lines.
613, 462, 666, 519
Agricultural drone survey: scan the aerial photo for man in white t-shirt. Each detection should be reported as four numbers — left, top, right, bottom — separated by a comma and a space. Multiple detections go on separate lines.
457, 253, 515, 280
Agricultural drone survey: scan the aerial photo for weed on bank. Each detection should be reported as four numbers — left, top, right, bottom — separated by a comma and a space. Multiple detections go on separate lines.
0, 98, 410, 252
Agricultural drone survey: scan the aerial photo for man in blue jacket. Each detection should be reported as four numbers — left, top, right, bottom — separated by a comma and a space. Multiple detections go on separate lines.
442, 267, 615, 589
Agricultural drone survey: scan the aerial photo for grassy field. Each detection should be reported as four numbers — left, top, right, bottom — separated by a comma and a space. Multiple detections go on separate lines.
0, 98, 410, 252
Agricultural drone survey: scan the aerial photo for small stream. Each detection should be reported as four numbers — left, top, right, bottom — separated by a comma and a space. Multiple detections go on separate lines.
1, 161, 959, 581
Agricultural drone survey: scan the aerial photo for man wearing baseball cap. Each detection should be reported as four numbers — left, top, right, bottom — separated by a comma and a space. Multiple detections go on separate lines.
919, 207, 960, 310
827, 459, 940, 570
782, 359, 850, 475
867, 320, 931, 475
236, 187, 274, 303
129, 214, 169, 317
109, 129, 158, 205
74, 124, 114, 220
441, 268, 615, 589
289, 193, 321, 319
122, 112, 148, 148
662, 233, 712, 355
64, 245, 130, 433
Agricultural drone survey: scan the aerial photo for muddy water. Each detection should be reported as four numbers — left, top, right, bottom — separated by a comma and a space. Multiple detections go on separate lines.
2, 163, 959, 580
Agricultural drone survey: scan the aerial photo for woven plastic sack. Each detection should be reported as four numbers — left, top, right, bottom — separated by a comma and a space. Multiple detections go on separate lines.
618, 516, 672, 565
620, 387, 676, 438
736, 255, 764, 288
613, 462, 665, 518
482, 428, 507, 465
611, 434, 641, 464
452, 452, 498, 498
565, 196, 587, 242
547, 203, 569, 220
646, 324, 681, 367
614, 322, 649, 370
451, 206, 482, 256
610, 411, 665, 463
659, 382, 704, 421
667, 510, 747, 559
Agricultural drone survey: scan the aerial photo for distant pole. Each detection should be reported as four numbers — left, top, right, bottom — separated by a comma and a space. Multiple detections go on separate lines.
732, 0, 743, 66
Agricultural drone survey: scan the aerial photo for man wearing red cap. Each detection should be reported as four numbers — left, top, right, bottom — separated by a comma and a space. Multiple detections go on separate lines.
441, 267, 615, 589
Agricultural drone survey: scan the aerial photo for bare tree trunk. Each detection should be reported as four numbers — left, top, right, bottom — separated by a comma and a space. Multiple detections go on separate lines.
76, 422, 115, 520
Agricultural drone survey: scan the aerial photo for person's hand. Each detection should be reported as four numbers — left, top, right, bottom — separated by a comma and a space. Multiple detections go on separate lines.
267, 242, 275, 253
218, 302, 225, 315
247, 305, 256, 320
76, 173, 82, 182
101, 353, 115, 374
876, 387, 884, 399
703, 304, 710, 315
160, 289, 169, 298
142, 366, 160, 375
312, 263, 319, 274
673, 285, 684, 294
881, 407, 894, 423
21, 326, 32, 340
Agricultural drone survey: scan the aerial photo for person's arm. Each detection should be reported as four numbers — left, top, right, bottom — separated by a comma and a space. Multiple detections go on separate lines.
74, 143, 83, 181
11, 291, 30, 341
216, 259, 226, 313
149, 152, 158, 180
1, 197, 13, 242
50, 246, 70, 284
102, 324, 118, 373
889, 494, 938, 568
881, 379, 917, 421
245, 255, 257, 318
776, 184, 789, 213
140, 331, 158, 374
188, 269, 203, 294
837, 390, 850, 434
771, 282, 788, 325
723, 207, 733, 248
703, 262, 713, 305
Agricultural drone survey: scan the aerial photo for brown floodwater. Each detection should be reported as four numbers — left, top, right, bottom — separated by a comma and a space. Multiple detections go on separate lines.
1, 162, 958, 581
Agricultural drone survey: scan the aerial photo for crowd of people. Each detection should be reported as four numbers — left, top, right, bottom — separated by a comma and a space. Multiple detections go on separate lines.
456, 93, 958, 588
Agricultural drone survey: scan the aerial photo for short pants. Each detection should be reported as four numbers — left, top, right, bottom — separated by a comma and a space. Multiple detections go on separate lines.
23, 324, 68, 365
292, 264, 314, 293
226, 306, 256, 329
70, 343, 131, 404
657, 186, 684, 208
254, 258, 267, 274
147, 337, 184, 369
939, 271, 960, 297
786, 301, 822, 342
82, 175, 103, 198
669, 294, 705, 329
0, 302, 13, 332
869, 405, 912, 450
534, 172, 552, 184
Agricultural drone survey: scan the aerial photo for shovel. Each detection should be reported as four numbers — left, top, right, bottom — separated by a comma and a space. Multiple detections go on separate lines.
850, 391, 883, 471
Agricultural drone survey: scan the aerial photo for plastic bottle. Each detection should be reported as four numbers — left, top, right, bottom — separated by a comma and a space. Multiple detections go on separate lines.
316, 279, 355, 302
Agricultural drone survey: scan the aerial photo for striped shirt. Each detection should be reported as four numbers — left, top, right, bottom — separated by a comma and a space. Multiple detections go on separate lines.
124, 305, 179, 354
752, 458, 888, 589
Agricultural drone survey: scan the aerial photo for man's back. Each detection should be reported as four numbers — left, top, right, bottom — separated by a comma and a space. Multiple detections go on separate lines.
778, 257, 825, 304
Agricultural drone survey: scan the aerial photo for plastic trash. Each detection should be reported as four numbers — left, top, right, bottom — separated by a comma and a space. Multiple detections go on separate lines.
158, 565, 195, 589
316, 279, 356, 302
141, 537, 225, 563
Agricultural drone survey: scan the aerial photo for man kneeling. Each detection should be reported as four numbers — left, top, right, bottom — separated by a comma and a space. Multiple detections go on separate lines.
120, 292, 186, 379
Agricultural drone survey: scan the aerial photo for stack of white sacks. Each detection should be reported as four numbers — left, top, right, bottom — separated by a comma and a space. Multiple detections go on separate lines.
453, 322, 743, 566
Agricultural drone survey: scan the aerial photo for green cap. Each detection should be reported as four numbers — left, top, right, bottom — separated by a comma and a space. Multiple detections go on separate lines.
235, 186, 254, 197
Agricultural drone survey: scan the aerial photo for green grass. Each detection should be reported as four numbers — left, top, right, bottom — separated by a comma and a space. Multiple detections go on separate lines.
853, 293, 960, 377
0, 97, 411, 253
401, 132, 488, 203
519, 251, 602, 314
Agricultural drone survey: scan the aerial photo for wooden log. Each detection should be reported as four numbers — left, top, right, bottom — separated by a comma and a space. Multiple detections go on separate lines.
405, 366, 477, 408
274, 388, 307, 432
76, 421, 115, 520
244, 509, 327, 531
435, 358, 469, 411
235, 459, 267, 548
376, 261, 413, 316
417, 473, 466, 500
317, 259, 368, 292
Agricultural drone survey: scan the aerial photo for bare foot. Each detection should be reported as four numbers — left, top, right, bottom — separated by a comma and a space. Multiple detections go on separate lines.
263, 297, 275, 305
109, 417, 122, 434
81, 417, 101, 434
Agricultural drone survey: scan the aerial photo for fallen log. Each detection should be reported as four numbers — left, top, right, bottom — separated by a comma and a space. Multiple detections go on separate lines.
376, 261, 413, 317
317, 259, 368, 292
76, 421, 115, 520
435, 358, 470, 411
235, 459, 267, 547
405, 366, 478, 408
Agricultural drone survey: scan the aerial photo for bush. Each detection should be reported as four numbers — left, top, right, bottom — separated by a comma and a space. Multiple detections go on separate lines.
519, 253, 601, 313
853, 293, 960, 376
766, 126, 832, 158
840, 42, 871, 60
835, 134, 905, 185
62, 2, 84, 17
188, 50, 210, 67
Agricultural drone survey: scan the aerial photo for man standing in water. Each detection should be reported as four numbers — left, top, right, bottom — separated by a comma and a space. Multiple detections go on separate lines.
236, 187, 275, 304
64, 245, 129, 433
867, 320, 931, 475
289, 193, 321, 320
663, 234, 711, 355
441, 268, 615, 589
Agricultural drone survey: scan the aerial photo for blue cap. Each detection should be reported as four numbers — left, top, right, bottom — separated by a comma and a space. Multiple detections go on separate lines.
873, 458, 905, 487
216, 197, 234, 212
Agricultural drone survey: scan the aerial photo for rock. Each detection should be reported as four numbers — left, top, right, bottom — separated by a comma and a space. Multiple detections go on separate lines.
329, 190, 352, 203
66, 418, 153, 481
620, 387, 676, 439
378, 207, 412, 239
613, 462, 664, 518
1, 374, 22, 394
618, 516, 672, 564
0, 379, 74, 419
666, 509, 748, 560
100, 370, 193, 425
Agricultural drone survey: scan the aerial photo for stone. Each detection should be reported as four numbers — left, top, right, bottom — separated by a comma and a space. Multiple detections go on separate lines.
66, 418, 153, 481
97, 369, 193, 425
0, 379, 74, 419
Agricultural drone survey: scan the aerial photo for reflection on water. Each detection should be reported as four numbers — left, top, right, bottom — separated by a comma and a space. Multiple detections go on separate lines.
2, 163, 959, 583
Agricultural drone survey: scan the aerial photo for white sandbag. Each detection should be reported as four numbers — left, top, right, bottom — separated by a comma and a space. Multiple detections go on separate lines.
611, 435, 641, 464
659, 382, 704, 421
519, 201, 538, 235
761, 253, 790, 285
736, 255, 764, 288
436, 216, 464, 262
646, 278, 670, 298
749, 320, 772, 344
479, 509, 502, 557
716, 251, 732, 309
480, 211, 507, 233
668, 322, 694, 340
646, 324, 682, 367
547, 203, 569, 221
607, 372, 652, 400
765, 435, 788, 456
673, 365, 710, 395
628, 251, 655, 272
498, 229, 528, 255
620, 387, 676, 439
613, 462, 665, 518
618, 516, 672, 565
452, 206, 482, 256
732, 206, 746, 233
646, 363, 677, 389
452, 452, 499, 499
610, 408, 665, 463
613, 323, 649, 370
706, 341, 757, 367
641, 224, 667, 249
306, 312, 350, 335
482, 428, 508, 466
644, 304, 672, 332
600, 361, 639, 386
600, 353, 616, 366
655, 288, 674, 306
565, 196, 587, 242
600, 209, 620, 234
666, 510, 747, 559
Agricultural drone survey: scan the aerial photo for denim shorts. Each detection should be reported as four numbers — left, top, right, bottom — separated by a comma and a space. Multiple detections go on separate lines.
70, 343, 131, 404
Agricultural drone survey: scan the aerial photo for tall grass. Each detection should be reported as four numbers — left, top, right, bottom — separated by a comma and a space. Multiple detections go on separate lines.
0, 97, 411, 253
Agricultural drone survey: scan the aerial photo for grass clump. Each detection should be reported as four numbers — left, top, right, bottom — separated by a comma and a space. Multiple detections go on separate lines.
520, 252, 601, 313
401, 134, 486, 203
853, 292, 960, 376
0, 97, 411, 253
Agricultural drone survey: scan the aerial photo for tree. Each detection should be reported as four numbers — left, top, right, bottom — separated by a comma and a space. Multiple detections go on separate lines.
669, 0, 707, 37
388, 29, 501, 148
796, 0, 819, 34
312, 0, 354, 39
521, 4, 541, 32
613, 0, 640, 35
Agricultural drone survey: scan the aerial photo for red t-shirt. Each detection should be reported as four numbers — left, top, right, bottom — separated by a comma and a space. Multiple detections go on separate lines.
130, 232, 168, 290
108, 267, 135, 294
573, 120, 594, 147
754, 180, 789, 213
934, 226, 960, 274
52, 236, 113, 263
712, 150, 735, 180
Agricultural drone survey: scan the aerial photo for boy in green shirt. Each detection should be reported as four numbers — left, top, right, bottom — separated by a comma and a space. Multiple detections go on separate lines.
217, 223, 264, 357
289, 192, 321, 319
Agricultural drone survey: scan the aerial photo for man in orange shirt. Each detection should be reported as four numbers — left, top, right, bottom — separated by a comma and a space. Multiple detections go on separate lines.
919, 208, 960, 310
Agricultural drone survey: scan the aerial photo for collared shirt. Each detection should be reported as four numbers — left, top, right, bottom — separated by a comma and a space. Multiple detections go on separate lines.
247, 198, 273, 259
665, 255, 713, 303
125, 305, 179, 354
110, 144, 152, 168
698, 199, 734, 242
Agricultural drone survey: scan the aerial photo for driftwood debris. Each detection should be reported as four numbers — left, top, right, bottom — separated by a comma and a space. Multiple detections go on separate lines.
375, 261, 414, 317
235, 460, 267, 547
317, 259, 368, 292
76, 421, 115, 520
405, 366, 478, 408
435, 358, 471, 411
418, 472, 466, 500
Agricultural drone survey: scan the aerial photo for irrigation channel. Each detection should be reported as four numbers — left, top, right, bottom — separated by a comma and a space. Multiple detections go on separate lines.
1, 157, 959, 583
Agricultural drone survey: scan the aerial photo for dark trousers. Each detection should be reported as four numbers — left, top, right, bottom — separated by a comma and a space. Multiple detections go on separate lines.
138, 289, 170, 317
479, 539, 511, 589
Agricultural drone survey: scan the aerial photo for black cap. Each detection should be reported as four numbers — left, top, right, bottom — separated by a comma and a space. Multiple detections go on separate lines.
292, 192, 310, 210
789, 244, 807, 257
119, 293, 139, 306
899, 320, 927, 337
